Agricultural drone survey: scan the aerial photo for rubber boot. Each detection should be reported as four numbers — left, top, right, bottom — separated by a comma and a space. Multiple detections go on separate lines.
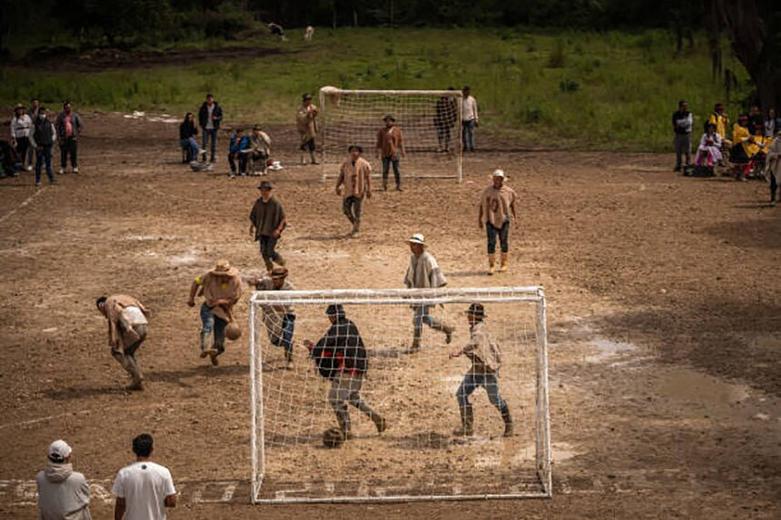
337, 412, 353, 439
350, 221, 360, 238
199, 331, 214, 358
488, 254, 496, 275
501, 405, 513, 437
300, 152, 306, 165
370, 412, 387, 433
453, 404, 474, 436
443, 324, 455, 345
125, 355, 144, 391
499, 252, 509, 273
309, 150, 318, 164
407, 337, 421, 353
284, 348, 294, 369
275, 253, 286, 267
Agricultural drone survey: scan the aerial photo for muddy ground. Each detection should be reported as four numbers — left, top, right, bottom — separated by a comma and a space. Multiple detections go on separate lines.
0, 112, 779, 519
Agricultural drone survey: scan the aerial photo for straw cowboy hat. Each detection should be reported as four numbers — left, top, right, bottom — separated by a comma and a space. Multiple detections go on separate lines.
407, 233, 426, 246
210, 259, 239, 277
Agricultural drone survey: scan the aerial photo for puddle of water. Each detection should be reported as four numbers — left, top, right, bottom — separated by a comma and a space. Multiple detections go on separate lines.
656, 368, 750, 409
586, 338, 637, 363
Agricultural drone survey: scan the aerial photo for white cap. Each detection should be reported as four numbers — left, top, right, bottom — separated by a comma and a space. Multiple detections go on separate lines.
407, 233, 426, 245
492, 169, 505, 178
48, 440, 72, 462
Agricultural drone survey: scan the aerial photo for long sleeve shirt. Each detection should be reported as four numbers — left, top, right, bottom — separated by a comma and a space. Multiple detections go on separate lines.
376, 126, 403, 158
311, 317, 368, 378
336, 157, 372, 198
462, 95, 478, 123
10, 114, 33, 139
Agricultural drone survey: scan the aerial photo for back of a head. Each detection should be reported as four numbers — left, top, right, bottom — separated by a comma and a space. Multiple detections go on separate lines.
132, 433, 154, 458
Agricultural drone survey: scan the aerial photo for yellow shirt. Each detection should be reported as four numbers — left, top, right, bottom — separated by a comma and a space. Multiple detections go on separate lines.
733, 124, 753, 156
708, 113, 729, 139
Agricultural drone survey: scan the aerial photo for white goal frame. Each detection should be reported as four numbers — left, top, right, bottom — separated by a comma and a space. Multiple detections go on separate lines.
249, 286, 552, 504
318, 88, 464, 182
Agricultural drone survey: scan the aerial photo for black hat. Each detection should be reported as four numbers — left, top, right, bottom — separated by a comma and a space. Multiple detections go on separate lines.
348, 144, 363, 153
382, 114, 395, 122
258, 181, 273, 190
303, 93, 313, 100
325, 304, 344, 317
465, 303, 486, 319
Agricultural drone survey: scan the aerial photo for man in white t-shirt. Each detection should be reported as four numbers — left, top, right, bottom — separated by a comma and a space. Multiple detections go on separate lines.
112, 433, 176, 520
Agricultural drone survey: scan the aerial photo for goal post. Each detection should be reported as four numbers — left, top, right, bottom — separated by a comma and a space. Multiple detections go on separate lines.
318, 87, 464, 182
249, 286, 552, 504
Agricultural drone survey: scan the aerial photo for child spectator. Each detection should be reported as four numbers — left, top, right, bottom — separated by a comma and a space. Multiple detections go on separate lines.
228, 128, 251, 177
695, 123, 723, 168
179, 112, 199, 163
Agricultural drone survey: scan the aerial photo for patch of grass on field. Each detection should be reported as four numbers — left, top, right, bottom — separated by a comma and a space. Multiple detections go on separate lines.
0, 28, 750, 151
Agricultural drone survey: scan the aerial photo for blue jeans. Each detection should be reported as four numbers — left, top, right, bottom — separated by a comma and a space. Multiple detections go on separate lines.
412, 305, 448, 342
35, 146, 54, 184
456, 372, 506, 410
181, 137, 199, 162
381, 156, 401, 188
486, 221, 510, 254
202, 128, 218, 160
200, 303, 227, 351
462, 120, 476, 151
268, 313, 296, 357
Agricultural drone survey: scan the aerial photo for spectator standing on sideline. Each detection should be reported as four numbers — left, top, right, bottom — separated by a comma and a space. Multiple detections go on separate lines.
672, 100, 693, 172
27, 99, 41, 168
10, 104, 33, 172
179, 112, 199, 163
764, 108, 777, 138
198, 93, 223, 163
249, 181, 287, 273
36, 440, 92, 520
376, 114, 405, 191
462, 86, 479, 152
112, 433, 176, 520
296, 93, 319, 165
30, 107, 57, 187
336, 144, 372, 237
55, 101, 83, 175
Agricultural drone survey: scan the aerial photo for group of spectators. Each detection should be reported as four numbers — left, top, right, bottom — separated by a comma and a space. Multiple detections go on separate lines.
36, 434, 176, 520
672, 100, 781, 203
6, 100, 83, 186
179, 93, 274, 177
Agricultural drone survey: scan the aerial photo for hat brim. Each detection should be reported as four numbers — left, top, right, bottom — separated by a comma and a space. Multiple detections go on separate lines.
211, 267, 239, 277
407, 239, 425, 245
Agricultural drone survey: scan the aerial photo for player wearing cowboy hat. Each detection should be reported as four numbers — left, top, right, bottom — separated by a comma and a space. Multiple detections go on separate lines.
403, 233, 454, 352
187, 259, 242, 365
449, 303, 513, 437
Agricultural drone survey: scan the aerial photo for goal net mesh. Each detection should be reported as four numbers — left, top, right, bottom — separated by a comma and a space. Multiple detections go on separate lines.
249, 287, 551, 504
318, 88, 463, 181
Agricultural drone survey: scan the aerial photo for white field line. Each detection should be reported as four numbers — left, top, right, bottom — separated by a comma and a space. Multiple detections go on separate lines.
0, 188, 44, 225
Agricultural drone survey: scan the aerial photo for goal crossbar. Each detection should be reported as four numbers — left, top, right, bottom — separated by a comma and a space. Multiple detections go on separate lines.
249, 286, 552, 504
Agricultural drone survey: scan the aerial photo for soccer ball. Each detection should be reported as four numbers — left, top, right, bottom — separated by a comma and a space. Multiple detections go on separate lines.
225, 322, 242, 341
322, 427, 344, 448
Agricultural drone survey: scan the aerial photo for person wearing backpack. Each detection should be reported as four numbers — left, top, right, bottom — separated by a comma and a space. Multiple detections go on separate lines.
303, 304, 387, 441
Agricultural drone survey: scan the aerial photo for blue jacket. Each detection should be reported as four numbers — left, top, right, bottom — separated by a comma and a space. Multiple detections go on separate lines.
229, 134, 250, 153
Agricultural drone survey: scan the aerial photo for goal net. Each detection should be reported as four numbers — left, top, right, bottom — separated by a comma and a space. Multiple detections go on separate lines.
249, 286, 552, 504
318, 87, 463, 182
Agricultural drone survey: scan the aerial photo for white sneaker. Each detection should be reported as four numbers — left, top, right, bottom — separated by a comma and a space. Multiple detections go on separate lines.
25, 165, 32, 172
57, 168, 64, 175
72, 167, 79, 174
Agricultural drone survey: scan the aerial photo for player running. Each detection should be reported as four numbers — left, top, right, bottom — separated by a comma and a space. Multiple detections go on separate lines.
304, 305, 387, 441
449, 303, 513, 437
247, 267, 296, 369
404, 233, 454, 352
249, 181, 287, 274
478, 169, 518, 275
96, 294, 149, 391
187, 259, 242, 366
335, 144, 372, 237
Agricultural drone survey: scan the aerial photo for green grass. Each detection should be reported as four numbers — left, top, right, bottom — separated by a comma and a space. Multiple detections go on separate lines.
0, 28, 751, 151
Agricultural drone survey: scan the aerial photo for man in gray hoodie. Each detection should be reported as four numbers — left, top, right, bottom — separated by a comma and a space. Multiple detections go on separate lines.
36, 439, 92, 520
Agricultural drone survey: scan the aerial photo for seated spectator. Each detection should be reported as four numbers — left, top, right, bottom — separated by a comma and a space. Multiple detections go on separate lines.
0, 140, 21, 177
249, 125, 272, 175
730, 114, 752, 164
708, 102, 731, 148
764, 108, 777, 138
695, 123, 723, 168
179, 112, 199, 163
228, 128, 251, 178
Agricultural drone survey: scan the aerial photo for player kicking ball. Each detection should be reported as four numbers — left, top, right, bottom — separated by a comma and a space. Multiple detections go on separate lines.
449, 303, 513, 437
96, 295, 149, 391
303, 305, 387, 441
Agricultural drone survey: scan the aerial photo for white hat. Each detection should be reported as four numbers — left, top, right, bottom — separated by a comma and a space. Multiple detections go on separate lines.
48, 440, 72, 462
492, 169, 505, 178
407, 233, 426, 245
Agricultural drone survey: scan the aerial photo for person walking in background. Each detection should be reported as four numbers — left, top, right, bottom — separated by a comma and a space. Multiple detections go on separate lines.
376, 114, 405, 191
36, 440, 92, 520
10, 103, 33, 173
672, 99, 693, 172
198, 93, 223, 163
30, 106, 57, 187
179, 112, 199, 163
435, 87, 458, 153
55, 101, 83, 174
336, 144, 372, 237
296, 93, 319, 165
249, 181, 287, 272
478, 169, 518, 275
112, 433, 176, 520
461, 86, 479, 152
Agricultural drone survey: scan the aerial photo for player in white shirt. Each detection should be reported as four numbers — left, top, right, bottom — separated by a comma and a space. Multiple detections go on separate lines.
461, 86, 479, 152
112, 434, 176, 520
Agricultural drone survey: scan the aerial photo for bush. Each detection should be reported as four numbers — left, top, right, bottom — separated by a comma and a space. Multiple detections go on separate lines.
559, 78, 580, 92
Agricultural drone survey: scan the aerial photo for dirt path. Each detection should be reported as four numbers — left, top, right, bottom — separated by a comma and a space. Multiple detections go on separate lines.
0, 113, 778, 519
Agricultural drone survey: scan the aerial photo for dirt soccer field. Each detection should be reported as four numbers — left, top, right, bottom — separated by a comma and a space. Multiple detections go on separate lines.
0, 113, 779, 519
